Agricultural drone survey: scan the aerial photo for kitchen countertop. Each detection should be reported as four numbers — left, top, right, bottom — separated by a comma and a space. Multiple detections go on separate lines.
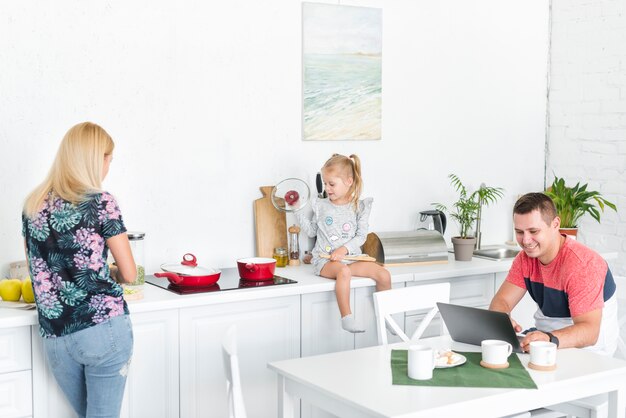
0, 254, 516, 329
1, 251, 618, 329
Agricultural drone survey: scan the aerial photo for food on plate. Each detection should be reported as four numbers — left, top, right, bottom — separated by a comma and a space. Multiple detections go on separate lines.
284, 190, 300, 206
435, 349, 463, 367
21, 277, 35, 303
0, 278, 22, 301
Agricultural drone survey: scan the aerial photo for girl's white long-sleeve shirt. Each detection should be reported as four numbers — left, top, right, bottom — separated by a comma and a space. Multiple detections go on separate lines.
297, 197, 373, 275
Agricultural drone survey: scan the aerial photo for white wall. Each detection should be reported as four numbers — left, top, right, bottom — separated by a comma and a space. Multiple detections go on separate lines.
547, 0, 626, 275
0, 0, 549, 275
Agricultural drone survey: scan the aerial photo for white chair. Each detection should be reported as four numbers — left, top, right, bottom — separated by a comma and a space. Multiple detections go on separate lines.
373, 282, 450, 345
222, 325, 248, 418
544, 275, 626, 418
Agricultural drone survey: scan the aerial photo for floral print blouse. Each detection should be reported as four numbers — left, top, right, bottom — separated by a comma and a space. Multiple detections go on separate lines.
22, 192, 129, 338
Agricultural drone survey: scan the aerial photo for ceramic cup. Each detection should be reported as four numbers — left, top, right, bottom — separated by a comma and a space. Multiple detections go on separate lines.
481, 339, 513, 365
529, 341, 557, 366
407, 344, 435, 380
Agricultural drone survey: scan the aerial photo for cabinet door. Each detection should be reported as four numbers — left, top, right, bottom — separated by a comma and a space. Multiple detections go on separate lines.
0, 327, 31, 374
301, 291, 354, 356
0, 370, 32, 418
121, 309, 179, 418
179, 295, 300, 418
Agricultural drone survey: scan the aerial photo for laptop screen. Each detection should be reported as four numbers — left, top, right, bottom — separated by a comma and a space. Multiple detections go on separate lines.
437, 302, 523, 353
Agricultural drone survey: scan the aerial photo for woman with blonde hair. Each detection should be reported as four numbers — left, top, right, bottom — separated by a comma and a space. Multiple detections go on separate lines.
298, 153, 391, 333
23, 122, 135, 418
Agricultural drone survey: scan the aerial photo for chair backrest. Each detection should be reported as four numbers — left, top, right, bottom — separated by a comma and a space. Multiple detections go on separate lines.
613, 276, 626, 359
222, 326, 248, 418
373, 282, 451, 345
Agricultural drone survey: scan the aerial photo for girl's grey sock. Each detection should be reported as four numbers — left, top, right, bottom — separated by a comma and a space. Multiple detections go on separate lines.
341, 314, 365, 333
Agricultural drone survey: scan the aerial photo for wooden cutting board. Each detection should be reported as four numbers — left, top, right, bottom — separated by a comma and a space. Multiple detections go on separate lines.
254, 186, 287, 258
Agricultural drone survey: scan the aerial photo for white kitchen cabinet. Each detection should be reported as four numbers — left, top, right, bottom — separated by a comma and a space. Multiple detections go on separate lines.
0, 326, 32, 418
32, 310, 179, 418
301, 290, 355, 357
179, 295, 300, 418
121, 309, 179, 418
0, 370, 32, 418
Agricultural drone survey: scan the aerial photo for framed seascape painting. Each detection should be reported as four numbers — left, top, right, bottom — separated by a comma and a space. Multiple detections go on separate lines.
302, 2, 382, 141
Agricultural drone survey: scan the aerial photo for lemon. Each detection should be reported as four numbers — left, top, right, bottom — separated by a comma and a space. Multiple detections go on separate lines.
21, 278, 35, 303
0, 279, 22, 301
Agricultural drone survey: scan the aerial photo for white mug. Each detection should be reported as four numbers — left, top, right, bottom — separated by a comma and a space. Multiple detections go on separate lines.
529, 341, 557, 366
408, 344, 435, 380
481, 339, 512, 365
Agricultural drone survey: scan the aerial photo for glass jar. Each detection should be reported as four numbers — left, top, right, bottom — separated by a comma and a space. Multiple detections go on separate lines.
127, 231, 145, 287
288, 224, 300, 266
273, 247, 288, 267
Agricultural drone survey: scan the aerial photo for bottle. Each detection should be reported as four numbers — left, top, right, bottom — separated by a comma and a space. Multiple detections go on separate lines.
273, 247, 288, 267
127, 231, 145, 287
288, 225, 300, 266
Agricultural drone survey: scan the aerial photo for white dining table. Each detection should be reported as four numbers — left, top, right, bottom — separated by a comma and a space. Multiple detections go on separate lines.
268, 336, 626, 418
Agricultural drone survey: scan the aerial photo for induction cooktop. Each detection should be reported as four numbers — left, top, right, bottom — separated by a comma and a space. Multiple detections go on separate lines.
145, 268, 297, 295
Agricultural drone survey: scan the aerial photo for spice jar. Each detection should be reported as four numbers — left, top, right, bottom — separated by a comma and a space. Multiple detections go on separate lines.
273, 247, 288, 267
303, 251, 313, 264
288, 224, 301, 266
127, 231, 145, 287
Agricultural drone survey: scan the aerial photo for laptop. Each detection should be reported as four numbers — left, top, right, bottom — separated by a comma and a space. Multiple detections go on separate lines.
437, 302, 523, 353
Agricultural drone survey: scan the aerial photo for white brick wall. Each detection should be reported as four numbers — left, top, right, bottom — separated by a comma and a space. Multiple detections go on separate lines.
547, 0, 626, 275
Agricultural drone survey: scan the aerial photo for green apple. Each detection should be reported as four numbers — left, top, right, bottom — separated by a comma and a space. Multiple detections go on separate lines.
21, 278, 35, 303
0, 279, 22, 301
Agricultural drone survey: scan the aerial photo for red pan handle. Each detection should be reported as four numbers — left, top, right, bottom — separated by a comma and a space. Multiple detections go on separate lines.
181, 253, 197, 267
154, 271, 183, 285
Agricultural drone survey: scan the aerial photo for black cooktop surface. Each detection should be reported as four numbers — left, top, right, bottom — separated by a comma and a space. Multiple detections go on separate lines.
145, 268, 297, 295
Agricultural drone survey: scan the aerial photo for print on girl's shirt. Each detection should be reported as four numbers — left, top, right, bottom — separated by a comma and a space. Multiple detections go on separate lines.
325, 216, 333, 225
325, 245, 332, 252
342, 223, 351, 232
330, 235, 339, 241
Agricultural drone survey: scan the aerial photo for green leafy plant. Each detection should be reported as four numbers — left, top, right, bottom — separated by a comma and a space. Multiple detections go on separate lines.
435, 174, 504, 239
544, 176, 617, 228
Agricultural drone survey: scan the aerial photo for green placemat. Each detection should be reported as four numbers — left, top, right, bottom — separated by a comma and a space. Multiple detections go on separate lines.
391, 350, 537, 389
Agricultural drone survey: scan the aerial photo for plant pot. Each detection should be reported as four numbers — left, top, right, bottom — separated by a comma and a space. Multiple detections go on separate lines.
451, 237, 477, 261
559, 228, 578, 240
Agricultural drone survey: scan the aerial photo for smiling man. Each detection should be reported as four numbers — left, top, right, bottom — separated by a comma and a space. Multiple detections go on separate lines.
489, 192, 618, 356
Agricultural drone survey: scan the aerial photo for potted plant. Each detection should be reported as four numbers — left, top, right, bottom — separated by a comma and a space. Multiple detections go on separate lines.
544, 175, 617, 238
435, 174, 504, 261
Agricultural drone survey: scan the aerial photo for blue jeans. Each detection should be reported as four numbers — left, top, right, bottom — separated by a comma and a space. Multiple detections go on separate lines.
43, 315, 134, 418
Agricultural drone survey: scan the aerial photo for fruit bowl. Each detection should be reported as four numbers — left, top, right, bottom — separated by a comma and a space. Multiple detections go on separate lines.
271, 178, 311, 213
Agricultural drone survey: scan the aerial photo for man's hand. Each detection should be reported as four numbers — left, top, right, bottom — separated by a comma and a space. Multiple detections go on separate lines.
520, 330, 550, 353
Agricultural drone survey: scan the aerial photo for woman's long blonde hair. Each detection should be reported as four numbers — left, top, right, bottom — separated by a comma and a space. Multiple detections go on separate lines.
24, 122, 114, 217
322, 153, 363, 209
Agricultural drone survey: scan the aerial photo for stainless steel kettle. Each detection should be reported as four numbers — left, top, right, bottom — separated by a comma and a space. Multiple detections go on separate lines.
418, 210, 447, 234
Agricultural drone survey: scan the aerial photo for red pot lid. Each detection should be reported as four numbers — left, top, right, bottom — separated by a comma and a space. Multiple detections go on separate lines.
160, 253, 219, 276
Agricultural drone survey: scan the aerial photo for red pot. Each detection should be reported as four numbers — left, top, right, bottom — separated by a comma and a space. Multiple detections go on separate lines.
154, 253, 221, 287
237, 257, 276, 281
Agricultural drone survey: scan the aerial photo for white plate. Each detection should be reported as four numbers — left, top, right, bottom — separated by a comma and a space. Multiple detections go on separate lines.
435, 352, 467, 368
